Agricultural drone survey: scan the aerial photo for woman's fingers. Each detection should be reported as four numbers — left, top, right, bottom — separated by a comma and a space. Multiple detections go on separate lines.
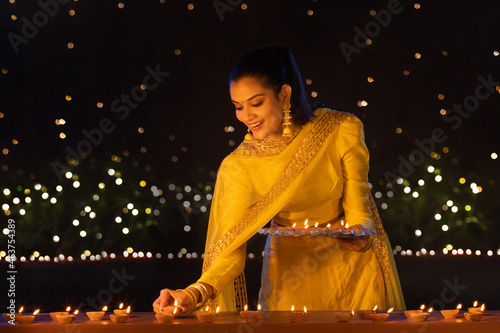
153, 288, 194, 314
159, 288, 175, 308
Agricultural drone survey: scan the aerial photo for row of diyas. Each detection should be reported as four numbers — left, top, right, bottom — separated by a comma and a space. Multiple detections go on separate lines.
2, 303, 131, 325
286, 219, 347, 231
404, 302, 486, 322
2, 301, 487, 325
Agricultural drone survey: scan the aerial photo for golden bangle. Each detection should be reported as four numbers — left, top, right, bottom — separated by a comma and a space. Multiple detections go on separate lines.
198, 283, 210, 299
188, 284, 209, 311
188, 284, 207, 303
185, 288, 203, 312
359, 236, 373, 252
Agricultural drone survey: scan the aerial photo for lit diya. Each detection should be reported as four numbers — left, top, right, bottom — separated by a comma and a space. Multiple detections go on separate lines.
196, 306, 219, 323
16, 309, 39, 324
239, 304, 264, 323
369, 307, 393, 322
57, 309, 78, 324
441, 304, 461, 319
87, 306, 107, 320
287, 306, 308, 323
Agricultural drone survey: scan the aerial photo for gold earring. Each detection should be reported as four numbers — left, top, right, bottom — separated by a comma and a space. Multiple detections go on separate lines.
245, 128, 253, 141
282, 103, 292, 138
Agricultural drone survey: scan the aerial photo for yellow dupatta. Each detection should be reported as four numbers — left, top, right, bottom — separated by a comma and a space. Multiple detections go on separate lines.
198, 109, 405, 311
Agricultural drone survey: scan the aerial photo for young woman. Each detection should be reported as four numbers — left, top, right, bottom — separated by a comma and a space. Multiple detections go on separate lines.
153, 45, 405, 313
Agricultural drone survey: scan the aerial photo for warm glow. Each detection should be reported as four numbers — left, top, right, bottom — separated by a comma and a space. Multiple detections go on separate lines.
481, 304, 485, 311
102, 306, 108, 311
258, 304, 261, 311
304, 306, 307, 313
304, 219, 308, 226
33, 309, 40, 315
19, 306, 24, 313
314, 222, 318, 228
473, 301, 478, 307
373, 305, 378, 311
345, 223, 349, 229
126, 306, 131, 314
291, 305, 295, 312
341, 220, 344, 227
457, 304, 462, 310
174, 299, 178, 307
387, 307, 394, 313
173, 307, 178, 315
74, 309, 79, 315
205, 306, 209, 312
420, 304, 425, 310
119, 303, 124, 309
244, 304, 248, 311
428, 308, 433, 313
66, 306, 71, 312
326, 224, 331, 228
216, 306, 220, 313
292, 223, 296, 228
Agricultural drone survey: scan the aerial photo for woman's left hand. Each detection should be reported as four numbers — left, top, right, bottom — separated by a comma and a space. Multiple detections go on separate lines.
337, 224, 371, 251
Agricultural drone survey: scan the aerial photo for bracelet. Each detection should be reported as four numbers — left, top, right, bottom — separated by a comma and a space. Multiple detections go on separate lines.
187, 283, 210, 311
197, 283, 210, 299
359, 236, 373, 252
188, 283, 207, 303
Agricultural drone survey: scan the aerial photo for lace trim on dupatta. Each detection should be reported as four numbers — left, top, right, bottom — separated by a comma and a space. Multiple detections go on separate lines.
369, 194, 391, 296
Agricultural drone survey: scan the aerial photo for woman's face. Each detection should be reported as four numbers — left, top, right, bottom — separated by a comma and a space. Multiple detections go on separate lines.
230, 77, 289, 140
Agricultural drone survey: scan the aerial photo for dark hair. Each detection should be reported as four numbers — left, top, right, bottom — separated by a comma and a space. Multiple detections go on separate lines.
229, 44, 316, 126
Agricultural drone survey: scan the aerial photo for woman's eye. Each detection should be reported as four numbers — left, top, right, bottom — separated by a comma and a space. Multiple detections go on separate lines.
252, 101, 263, 107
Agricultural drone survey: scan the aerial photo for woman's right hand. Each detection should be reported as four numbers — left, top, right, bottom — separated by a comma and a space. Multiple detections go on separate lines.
152, 288, 193, 314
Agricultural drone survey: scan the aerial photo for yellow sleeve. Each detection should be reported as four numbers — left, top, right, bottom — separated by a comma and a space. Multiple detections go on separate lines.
197, 158, 252, 294
337, 115, 374, 229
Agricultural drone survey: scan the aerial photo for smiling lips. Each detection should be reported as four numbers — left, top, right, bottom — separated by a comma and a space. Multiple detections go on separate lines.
249, 120, 264, 130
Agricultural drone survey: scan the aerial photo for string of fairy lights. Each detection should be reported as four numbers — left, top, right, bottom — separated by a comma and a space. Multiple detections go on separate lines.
1, 1, 499, 263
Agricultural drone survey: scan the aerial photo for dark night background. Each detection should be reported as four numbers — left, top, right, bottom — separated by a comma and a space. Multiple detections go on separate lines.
0, 0, 499, 313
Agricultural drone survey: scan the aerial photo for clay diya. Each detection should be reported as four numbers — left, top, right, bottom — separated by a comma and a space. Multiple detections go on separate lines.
239, 304, 264, 323
196, 306, 219, 323
287, 306, 308, 323
441, 304, 461, 319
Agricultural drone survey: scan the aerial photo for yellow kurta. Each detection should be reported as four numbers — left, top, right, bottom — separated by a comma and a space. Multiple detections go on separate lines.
198, 109, 405, 311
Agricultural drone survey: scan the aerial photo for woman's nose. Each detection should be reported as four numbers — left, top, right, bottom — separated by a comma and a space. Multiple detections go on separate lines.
240, 107, 255, 122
